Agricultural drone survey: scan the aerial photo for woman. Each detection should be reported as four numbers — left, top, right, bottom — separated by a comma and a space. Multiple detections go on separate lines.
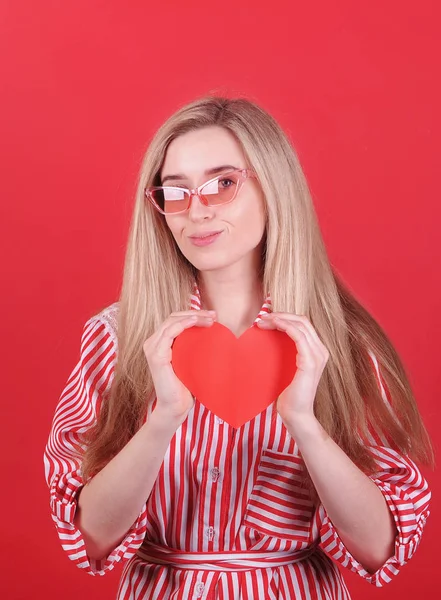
44, 95, 433, 599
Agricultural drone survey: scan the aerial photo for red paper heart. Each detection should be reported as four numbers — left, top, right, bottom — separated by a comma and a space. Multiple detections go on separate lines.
171, 322, 298, 428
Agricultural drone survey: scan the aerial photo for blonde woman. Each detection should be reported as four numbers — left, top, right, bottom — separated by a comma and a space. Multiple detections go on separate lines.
44, 96, 433, 599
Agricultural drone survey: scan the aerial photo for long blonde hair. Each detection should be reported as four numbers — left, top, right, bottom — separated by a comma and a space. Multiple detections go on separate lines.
81, 95, 434, 482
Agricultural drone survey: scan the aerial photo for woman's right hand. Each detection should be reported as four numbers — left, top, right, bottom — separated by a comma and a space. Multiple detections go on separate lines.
143, 310, 216, 423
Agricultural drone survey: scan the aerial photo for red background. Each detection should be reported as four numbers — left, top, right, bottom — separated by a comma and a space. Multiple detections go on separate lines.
1, 1, 439, 598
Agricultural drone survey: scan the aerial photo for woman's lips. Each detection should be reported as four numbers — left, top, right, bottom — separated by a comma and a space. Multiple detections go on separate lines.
189, 231, 223, 246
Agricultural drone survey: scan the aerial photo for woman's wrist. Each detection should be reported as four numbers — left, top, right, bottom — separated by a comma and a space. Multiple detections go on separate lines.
283, 412, 327, 445
149, 403, 189, 432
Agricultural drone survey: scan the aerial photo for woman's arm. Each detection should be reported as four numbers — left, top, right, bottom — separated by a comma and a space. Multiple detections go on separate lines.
258, 312, 429, 582
74, 405, 183, 561
285, 414, 396, 573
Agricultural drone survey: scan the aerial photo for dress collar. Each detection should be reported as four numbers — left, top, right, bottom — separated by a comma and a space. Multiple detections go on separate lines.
189, 280, 272, 324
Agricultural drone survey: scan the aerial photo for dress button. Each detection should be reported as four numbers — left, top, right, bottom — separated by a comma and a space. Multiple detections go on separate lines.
216, 416, 224, 424
211, 467, 220, 482
194, 582, 205, 597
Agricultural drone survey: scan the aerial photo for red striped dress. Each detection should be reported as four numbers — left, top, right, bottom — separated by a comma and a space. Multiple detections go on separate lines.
44, 284, 431, 599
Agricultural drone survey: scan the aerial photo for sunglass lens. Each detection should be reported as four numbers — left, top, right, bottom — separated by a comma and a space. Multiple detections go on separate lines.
151, 188, 189, 214
200, 173, 240, 206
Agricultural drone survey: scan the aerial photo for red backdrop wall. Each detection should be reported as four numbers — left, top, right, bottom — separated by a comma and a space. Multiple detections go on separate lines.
1, 1, 439, 598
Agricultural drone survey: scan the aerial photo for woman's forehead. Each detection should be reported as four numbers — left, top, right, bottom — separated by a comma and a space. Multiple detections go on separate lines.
161, 127, 247, 182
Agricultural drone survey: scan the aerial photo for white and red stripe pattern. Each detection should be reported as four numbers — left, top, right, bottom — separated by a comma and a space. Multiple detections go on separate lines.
44, 282, 431, 599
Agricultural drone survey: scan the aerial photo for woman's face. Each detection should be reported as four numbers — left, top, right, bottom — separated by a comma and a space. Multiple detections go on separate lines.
160, 125, 266, 275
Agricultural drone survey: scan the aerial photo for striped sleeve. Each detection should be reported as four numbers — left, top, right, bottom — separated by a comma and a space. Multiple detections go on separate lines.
314, 446, 431, 586
313, 352, 431, 586
43, 316, 148, 576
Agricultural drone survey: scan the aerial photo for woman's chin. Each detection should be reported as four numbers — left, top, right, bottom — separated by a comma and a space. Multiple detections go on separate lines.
191, 260, 228, 272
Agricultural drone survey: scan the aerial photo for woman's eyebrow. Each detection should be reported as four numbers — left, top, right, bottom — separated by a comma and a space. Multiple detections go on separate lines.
161, 164, 238, 185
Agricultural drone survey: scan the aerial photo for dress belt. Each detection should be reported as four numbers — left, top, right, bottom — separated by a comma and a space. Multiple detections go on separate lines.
135, 540, 315, 572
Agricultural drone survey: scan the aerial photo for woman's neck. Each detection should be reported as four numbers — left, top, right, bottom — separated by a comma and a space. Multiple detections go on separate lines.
197, 274, 264, 338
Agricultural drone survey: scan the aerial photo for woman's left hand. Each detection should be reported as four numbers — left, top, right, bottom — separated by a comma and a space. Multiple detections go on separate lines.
257, 313, 330, 424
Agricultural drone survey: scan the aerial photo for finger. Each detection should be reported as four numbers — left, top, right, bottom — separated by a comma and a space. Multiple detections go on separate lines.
258, 316, 313, 348
162, 315, 215, 343
274, 317, 329, 367
151, 312, 215, 347
147, 315, 214, 363
267, 317, 318, 368
262, 313, 325, 352
159, 312, 215, 335
272, 318, 313, 349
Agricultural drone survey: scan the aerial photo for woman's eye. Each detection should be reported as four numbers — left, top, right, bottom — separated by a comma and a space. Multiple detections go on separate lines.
219, 178, 234, 188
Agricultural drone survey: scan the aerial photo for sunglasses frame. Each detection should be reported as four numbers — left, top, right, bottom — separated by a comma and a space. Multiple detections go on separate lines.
144, 168, 257, 215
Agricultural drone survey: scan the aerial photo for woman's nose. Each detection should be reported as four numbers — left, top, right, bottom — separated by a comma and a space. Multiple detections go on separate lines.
187, 192, 212, 219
